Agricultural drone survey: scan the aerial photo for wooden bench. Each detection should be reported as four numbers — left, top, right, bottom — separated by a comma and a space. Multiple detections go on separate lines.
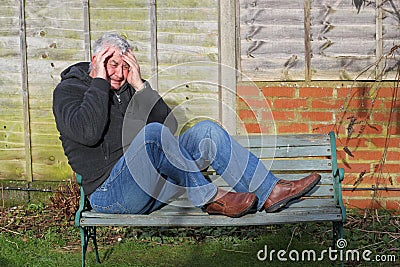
74, 131, 346, 267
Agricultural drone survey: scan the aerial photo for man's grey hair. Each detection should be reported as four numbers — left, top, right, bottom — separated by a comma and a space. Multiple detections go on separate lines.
89, 33, 132, 71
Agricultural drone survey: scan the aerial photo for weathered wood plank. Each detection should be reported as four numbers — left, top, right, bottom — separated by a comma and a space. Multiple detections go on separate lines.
246, 144, 331, 158
261, 159, 332, 171
205, 173, 333, 187
0, 160, 27, 180
81, 207, 342, 227
240, 0, 303, 9
235, 134, 331, 147
139, 198, 337, 215
89, 0, 149, 8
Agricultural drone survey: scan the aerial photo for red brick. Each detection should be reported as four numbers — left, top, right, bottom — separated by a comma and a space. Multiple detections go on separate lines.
342, 189, 372, 197
386, 151, 400, 161
336, 149, 348, 161
345, 198, 382, 209
311, 123, 335, 133
337, 87, 353, 98
383, 99, 400, 108
311, 99, 343, 109
261, 86, 295, 98
299, 87, 333, 98
341, 163, 372, 174
376, 87, 399, 98
300, 111, 333, 122
389, 124, 400, 135
368, 137, 400, 148
347, 123, 383, 135
239, 98, 268, 109
245, 123, 261, 133
372, 112, 391, 122
266, 111, 295, 121
375, 163, 400, 173
345, 99, 382, 110
351, 150, 383, 161
375, 189, 400, 198
238, 110, 257, 121
337, 87, 369, 98
385, 200, 400, 211
237, 85, 261, 97
395, 176, 400, 185
342, 137, 370, 148
273, 98, 308, 109
277, 123, 308, 133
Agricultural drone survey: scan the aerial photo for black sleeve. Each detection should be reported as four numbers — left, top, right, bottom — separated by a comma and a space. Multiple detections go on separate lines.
53, 78, 111, 146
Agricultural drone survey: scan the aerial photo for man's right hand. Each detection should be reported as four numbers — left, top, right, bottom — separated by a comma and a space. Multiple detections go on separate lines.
93, 47, 115, 80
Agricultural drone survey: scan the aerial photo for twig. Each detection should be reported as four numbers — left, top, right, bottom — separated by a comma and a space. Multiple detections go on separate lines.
221, 248, 249, 254
4, 238, 19, 249
286, 225, 298, 251
357, 236, 400, 251
0, 226, 24, 236
356, 228, 400, 236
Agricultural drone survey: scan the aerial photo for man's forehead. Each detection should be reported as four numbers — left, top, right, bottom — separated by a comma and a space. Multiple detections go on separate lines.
108, 54, 128, 65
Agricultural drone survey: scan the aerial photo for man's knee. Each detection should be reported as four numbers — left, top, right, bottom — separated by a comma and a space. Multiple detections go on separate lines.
143, 122, 173, 142
191, 120, 223, 134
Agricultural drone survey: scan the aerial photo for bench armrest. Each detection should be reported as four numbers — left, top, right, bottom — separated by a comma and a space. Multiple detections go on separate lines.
329, 132, 347, 223
74, 173, 89, 227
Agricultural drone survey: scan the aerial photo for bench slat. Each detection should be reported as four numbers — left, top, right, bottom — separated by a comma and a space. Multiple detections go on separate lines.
209, 173, 334, 187
235, 134, 330, 148
81, 207, 342, 227
158, 195, 336, 210
262, 159, 332, 171
248, 145, 331, 158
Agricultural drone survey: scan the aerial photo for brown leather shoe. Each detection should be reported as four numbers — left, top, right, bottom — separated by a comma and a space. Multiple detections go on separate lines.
264, 173, 321, 212
204, 191, 258, 218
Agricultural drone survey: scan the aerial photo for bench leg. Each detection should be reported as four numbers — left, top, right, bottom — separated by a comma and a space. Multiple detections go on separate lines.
91, 226, 100, 263
333, 221, 345, 267
80, 226, 100, 267
332, 221, 344, 247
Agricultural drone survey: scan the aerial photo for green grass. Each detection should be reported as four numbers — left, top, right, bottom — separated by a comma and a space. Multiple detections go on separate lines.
0, 207, 399, 267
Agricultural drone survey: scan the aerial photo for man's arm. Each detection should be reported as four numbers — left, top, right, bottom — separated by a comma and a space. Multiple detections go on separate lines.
53, 78, 111, 146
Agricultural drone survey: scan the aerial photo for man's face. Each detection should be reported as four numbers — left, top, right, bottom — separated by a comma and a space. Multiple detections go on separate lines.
105, 49, 130, 90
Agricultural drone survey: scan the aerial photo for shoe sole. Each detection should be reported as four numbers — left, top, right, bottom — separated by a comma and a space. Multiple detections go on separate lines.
265, 176, 321, 213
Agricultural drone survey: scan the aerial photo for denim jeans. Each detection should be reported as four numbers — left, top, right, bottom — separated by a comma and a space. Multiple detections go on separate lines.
89, 120, 279, 214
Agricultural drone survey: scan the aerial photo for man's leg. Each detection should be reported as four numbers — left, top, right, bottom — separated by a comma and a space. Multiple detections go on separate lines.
179, 120, 321, 212
179, 120, 279, 211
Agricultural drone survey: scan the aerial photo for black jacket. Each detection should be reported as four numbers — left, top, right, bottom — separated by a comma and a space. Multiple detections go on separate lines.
53, 62, 177, 195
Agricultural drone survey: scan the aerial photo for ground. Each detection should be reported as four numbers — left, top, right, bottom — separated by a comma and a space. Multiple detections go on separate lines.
0, 183, 399, 266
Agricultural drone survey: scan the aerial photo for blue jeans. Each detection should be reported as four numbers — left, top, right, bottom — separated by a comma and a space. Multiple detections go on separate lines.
89, 120, 279, 214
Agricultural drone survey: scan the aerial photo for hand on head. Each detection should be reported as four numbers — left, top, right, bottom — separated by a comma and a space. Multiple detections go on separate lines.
93, 46, 115, 81
122, 49, 144, 90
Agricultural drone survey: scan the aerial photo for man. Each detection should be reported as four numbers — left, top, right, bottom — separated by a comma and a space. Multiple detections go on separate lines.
53, 33, 320, 218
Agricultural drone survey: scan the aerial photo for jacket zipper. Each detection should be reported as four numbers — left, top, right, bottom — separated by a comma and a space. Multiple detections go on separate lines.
115, 91, 122, 104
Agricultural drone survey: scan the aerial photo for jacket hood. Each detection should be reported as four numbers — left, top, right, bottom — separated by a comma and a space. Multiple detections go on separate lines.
60, 62, 92, 84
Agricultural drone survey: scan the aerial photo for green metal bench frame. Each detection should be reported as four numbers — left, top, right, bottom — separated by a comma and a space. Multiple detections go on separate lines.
74, 132, 346, 267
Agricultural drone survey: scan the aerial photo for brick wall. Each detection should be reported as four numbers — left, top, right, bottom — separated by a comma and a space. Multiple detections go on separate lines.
237, 82, 400, 212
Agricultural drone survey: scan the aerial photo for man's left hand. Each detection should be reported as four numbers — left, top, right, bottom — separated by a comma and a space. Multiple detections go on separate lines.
122, 49, 144, 91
